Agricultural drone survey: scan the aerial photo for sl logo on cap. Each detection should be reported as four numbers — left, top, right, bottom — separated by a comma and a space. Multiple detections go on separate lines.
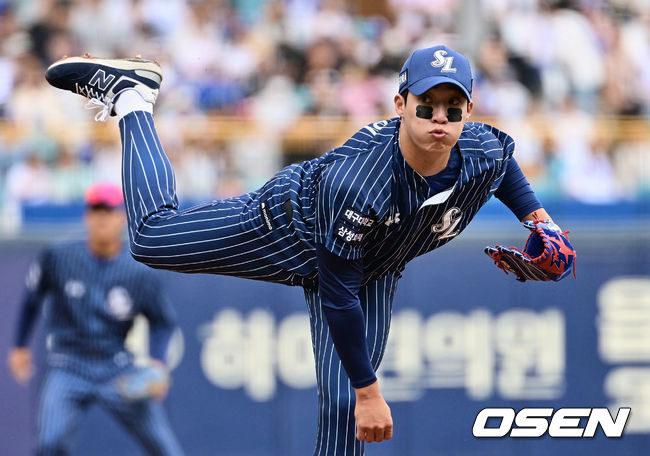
431, 50, 457, 73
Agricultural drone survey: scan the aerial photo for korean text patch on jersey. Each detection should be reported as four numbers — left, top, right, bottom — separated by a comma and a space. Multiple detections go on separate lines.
342, 207, 375, 230
334, 207, 375, 245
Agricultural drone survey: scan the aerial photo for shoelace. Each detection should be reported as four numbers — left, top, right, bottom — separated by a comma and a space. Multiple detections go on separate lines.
84, 97, 114, 122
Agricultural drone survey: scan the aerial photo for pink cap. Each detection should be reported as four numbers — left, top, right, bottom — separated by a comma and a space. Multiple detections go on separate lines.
84, 182, 124, 209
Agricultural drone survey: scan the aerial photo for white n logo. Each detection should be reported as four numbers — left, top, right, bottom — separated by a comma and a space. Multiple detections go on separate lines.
432, 207, 462, 239
88, 69, 116, 90
431, 50, 457, 73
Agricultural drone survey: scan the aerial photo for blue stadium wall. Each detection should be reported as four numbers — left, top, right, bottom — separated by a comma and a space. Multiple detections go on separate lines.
1, 201, 649, 455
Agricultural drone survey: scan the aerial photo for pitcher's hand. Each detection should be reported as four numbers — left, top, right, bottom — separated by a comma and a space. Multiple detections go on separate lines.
354, 381, 393, 443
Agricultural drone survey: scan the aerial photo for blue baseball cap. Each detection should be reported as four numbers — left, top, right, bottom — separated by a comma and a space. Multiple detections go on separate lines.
399, 45, 473, 101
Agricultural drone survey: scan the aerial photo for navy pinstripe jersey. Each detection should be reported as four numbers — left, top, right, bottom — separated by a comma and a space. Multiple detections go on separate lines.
14, 242, 176, 359
294, 117, 512, 285
123, 113, 513, 288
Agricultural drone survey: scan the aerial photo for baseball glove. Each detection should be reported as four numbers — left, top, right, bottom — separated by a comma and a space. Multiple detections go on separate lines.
116, 363, 170, 402
485, 219, 576, 282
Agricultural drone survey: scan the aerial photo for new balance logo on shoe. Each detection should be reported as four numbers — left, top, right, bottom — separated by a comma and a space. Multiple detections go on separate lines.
88, 69, 116, 91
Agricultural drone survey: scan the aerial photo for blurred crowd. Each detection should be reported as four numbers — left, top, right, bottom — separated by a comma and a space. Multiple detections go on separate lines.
1, 0, 650, 232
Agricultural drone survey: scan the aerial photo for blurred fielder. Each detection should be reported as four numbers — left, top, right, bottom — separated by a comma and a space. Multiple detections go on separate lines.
45, 45, 575, 455
7, 182, 184, 456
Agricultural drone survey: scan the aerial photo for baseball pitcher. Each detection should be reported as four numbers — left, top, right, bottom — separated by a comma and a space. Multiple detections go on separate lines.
44, 45, 575, 455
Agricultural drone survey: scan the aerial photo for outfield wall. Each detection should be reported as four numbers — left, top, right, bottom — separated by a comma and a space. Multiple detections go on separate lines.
1, 204, 649, 455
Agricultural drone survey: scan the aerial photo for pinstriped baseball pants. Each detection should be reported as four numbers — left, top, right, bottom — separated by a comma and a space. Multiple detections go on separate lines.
305, 273, 399, 456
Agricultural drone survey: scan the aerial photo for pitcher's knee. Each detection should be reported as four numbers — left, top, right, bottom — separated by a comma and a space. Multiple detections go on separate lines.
317, 392, 357, 442
313, 403, 364, 456
320, 388, 355, 417
36, 438, 67, 456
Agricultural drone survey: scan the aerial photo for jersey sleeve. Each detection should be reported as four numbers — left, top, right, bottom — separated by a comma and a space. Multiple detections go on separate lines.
314, 158, 382, 260
481, 124, 543, 219
495, 157, 543, 220
315, 244, 376, 388
13, 249, 52, 347
138, 271, 177, 362
487, 123, 516, 161
475, 123, 519, 199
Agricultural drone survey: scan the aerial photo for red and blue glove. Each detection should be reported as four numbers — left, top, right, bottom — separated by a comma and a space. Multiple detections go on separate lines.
485, 219, 576, 282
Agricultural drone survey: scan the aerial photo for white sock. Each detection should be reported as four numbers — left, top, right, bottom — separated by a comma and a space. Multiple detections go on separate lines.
114, 89, 153, 118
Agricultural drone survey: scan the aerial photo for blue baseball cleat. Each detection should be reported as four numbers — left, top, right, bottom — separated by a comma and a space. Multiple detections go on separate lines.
45, 53, 162, 121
